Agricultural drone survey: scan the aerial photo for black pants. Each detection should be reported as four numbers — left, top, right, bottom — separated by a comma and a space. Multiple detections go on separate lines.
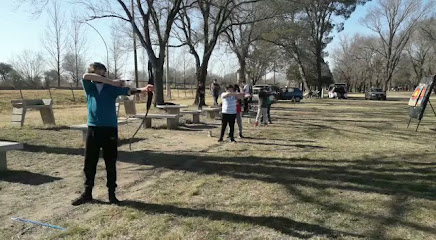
261, 104, 272, 123
220, 113, 236, 140
213, 93, 219, 105
243, 98, 249, 112
84, 126, 118, 190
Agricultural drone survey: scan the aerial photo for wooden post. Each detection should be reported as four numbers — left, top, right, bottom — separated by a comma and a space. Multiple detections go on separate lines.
70, 83, 75, 102
0, 151, 6, 171
143, 118, 152, 128
48, 88, 53, 100
193, 114, 200, 123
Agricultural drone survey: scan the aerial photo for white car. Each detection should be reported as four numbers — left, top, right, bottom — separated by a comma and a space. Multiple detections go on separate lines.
251, 84, 279, 103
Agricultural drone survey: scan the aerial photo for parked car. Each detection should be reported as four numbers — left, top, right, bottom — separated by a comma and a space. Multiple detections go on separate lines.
328, 83, 348, 99
365, 88, 387, 100
280, 87, 303, 102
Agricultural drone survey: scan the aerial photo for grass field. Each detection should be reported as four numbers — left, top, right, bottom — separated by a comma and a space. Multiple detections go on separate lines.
0, 90, 435, 239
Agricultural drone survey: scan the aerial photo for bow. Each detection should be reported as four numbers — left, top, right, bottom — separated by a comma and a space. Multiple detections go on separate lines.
129, 60, 154, 150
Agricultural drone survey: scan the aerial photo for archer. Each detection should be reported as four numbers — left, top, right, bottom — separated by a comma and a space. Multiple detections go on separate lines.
72, 62, 153, 206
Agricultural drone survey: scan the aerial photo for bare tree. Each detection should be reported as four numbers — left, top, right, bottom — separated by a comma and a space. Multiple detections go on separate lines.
42, 0, 67, 87
108, 25, 128, 79
406, 26, 434, 85
66, 13, 88, 87
63, 52, 86, 86
246, 41, 277, 85
263, 3, 312, 92
296, 0, 370, 95
0, 63, 14, 82
362, 0, 433, 90
12, 50, 45, 87
175, 0, 259, 105
22, 0, 184, 104
224, 1, 270, 84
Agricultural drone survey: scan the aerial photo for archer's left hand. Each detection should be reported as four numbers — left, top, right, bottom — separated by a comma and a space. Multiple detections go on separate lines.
144, 84, 154, 93
138, 84, 154, 93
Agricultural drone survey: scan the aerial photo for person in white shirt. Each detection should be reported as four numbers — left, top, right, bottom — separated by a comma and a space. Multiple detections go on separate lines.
219, 84, 244, 142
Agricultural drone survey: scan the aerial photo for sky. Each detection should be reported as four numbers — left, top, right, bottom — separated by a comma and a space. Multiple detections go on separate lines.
0, 0, 378, 80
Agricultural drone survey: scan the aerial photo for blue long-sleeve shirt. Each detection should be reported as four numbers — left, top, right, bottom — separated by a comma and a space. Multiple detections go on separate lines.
82, 79, 130, 128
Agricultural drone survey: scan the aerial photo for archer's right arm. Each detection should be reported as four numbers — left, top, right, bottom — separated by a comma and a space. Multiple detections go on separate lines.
82, 73, 124, 87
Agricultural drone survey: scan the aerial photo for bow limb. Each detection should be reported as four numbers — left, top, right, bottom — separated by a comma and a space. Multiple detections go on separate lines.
129, 60, 154, 150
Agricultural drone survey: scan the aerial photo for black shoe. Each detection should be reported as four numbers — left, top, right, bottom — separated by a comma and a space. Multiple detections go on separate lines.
230, 139, 236, 143
72, 190, 93, 206
238, 135, 244, 138
109, 191, 121, 205
218, 138, 223, 142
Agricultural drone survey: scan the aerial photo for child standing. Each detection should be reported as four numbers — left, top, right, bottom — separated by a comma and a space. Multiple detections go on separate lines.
255, 89, 268, 126
234, 84, 244, 138
72, 62, 153, 206
219, 84, 244, 142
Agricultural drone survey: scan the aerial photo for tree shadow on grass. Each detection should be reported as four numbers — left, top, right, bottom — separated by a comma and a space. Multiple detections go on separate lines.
240, 140, 326, 149
241, 136, 316, 143
0, 170, 62, 185
116, 150, 436, 201
118, 200, 364, 239
16, 144, 436, 237
34, 125, 71, 131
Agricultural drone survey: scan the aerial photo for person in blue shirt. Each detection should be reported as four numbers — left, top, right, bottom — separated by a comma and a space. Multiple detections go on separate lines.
72, 62, 153, 206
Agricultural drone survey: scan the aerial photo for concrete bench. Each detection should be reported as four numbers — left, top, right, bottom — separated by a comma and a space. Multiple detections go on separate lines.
156, 104, 188, 115
70, 120, 131, 143
117, 96, 137, 117
0, 141, 24, 171
134, 114, 179, 129
202, 107, 221, 119
180, 110, 202, 123
11, 99, 56, 127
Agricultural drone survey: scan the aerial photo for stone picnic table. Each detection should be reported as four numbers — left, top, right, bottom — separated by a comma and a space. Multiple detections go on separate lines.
156, 104, 188, 115
0, 141, 24, 171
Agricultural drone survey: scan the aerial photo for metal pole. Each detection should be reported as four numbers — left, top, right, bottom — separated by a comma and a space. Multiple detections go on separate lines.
184, 57, 186, 97
132, 0, 139, 88
273, 61, 276, 85
166, 42, 171, 99
81, 22, 110, 77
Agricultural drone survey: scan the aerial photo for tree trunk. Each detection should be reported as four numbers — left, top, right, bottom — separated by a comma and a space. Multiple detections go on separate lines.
194, 64, 208, 106
238, 59, 247, 84
152, 59, 165, 105
291, 49, 309, 92
316, 46, 322, 96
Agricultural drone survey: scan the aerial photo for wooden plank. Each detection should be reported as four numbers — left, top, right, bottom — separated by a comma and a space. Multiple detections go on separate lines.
12, 108, 24, 114
123, 100, 137, 116
21, 99, 45, 106
27, 105, 52, 109
0, 152, 6, 171
167, 118, 178, 129
134, 114, 179, 119
156, 104, 188, 109
181, 111, 202, 115
0, 142, 24, 151
11, 115, 24, 122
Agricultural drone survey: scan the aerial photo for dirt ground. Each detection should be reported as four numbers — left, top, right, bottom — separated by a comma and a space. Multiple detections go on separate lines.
0, 91, 435, 239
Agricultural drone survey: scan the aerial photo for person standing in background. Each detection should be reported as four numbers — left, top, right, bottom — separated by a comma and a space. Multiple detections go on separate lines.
211, 79, 221, 106
219, 84, 244, 142
242, 81, 251, 113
